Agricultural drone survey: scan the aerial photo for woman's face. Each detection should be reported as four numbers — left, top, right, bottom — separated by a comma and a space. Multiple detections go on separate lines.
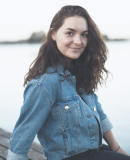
51, 16, 88, 64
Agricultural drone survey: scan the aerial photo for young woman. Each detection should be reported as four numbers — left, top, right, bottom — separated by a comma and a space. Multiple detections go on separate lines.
7, 5, 130, 160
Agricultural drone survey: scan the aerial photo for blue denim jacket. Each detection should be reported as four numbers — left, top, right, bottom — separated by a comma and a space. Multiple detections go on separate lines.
7, 63, 113, 160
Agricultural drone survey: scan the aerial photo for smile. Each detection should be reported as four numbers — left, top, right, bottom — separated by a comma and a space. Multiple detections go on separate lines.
69, 48, 81, 51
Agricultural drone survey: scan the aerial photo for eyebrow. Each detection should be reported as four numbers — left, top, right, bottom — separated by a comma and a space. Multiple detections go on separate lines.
65, 28, 88, 33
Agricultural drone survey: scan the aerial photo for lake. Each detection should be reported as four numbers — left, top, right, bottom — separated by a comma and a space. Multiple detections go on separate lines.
0, 41, 130, 153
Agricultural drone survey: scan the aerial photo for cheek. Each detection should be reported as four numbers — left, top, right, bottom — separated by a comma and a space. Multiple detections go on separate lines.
83, 39, 88, 47
57, 38, 72, 50
62, 38, 72, 47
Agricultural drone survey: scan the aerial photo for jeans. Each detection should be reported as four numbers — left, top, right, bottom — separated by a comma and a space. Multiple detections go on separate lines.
62, 144, 130, 160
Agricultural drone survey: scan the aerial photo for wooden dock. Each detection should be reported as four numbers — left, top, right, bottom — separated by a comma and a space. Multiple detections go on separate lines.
0, 128, 47, 160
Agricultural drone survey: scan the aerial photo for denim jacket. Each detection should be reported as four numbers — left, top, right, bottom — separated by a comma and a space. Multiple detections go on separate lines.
7, 63, 113, 160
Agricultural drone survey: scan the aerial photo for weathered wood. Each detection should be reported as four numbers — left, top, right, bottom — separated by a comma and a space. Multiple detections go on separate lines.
0, 128, 47, 160
30, 141, 43, 154
0, 135, 9, 148
0, 128, 43, 154
0, 128, 11, 139
0, 145, 8, 159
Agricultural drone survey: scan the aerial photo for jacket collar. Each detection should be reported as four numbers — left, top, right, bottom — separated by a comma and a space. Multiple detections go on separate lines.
56, 63, 71, 76
47, 63, 71, 77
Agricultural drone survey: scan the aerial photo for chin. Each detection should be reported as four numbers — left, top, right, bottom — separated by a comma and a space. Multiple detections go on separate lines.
71, 55, 81, 59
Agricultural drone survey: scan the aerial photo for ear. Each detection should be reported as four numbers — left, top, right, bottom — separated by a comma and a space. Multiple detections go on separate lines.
50, 28, 56, 41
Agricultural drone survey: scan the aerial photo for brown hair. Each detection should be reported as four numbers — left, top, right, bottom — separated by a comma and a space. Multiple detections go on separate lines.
24, 5, 109, 94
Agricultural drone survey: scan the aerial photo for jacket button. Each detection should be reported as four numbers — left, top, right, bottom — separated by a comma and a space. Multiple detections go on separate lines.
65, 105, 69, 110
94, 107, 96, 111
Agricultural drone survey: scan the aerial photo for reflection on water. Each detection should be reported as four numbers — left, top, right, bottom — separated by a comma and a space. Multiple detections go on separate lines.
0, 41, 130, 153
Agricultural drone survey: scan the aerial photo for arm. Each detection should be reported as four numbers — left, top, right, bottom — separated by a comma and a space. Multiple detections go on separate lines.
103, 130, 130, 156
93, 94, 130, 156
7, 81, 52, 160
93, 94, 113, 133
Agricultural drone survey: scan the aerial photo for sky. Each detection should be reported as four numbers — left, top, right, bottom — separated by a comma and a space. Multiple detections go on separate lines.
0, 0, 130, 41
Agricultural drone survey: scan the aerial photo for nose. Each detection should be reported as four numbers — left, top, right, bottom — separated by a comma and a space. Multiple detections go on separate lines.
74, 35, 81, 45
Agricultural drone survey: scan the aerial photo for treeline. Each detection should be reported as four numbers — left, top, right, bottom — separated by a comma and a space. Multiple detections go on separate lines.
0, 31, 46, 44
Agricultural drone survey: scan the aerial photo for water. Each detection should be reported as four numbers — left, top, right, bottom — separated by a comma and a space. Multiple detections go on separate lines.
0, 41, 130, 154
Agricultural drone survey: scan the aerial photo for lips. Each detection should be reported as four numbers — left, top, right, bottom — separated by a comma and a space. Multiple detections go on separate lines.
70, 47, 81, 49
69, 47, 81, 51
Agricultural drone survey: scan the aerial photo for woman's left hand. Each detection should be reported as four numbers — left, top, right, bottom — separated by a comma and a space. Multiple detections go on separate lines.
103, 130, 130, 156
116, 147, 130, 156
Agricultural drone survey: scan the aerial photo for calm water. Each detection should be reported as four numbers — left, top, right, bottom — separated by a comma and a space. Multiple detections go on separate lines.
0, 41, 130, 153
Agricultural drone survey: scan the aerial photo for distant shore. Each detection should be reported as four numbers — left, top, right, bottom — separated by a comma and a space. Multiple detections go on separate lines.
0, 31, 129, 44
102, 34, 129, 42
0, 31, 46, 44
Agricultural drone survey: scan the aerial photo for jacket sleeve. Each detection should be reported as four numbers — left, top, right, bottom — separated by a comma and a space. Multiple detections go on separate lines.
7, 81, 52, 160
93, 93, 113, 133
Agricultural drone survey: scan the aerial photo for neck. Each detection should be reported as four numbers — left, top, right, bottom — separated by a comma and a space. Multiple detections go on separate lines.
64, 56, 72, 67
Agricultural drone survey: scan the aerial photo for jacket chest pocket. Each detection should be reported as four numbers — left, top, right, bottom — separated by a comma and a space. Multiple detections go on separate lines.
55, 99, 81, 128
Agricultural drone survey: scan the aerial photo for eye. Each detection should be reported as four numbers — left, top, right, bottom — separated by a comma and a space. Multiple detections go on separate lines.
66, 32, 73, 36
82, 34, 88, 37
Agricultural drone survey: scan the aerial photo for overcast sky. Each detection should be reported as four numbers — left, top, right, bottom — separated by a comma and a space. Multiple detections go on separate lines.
0, 0, 130, 41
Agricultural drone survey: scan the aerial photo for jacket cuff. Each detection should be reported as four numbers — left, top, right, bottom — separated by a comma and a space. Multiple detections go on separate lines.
7, 149, 28, 160
101, 117, 113, 133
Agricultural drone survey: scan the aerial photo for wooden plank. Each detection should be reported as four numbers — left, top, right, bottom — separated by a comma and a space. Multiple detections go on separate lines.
0, 143, 47, 160
0, 144, 47, 160
0, 128, 47, 160
0, 145, 8, 159
30, 141, 43, 154
0, 135, 9, 148
0, 134, 43, 154
0, 128, 43, 153
0, 129, 11, 139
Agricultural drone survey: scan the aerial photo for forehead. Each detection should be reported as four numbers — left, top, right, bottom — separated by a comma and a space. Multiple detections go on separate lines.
60, 16, 88, 31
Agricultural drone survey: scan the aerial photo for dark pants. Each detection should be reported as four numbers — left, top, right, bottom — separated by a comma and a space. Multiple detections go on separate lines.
62, 144, 130, 160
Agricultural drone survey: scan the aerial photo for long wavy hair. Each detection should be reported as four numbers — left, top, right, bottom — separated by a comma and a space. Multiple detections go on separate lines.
24, 5, 109, 95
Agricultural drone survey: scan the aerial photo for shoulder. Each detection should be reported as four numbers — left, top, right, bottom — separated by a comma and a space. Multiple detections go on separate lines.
29, 67, 60, 87
25, 67, 61, 103
93, 93, 98, 101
